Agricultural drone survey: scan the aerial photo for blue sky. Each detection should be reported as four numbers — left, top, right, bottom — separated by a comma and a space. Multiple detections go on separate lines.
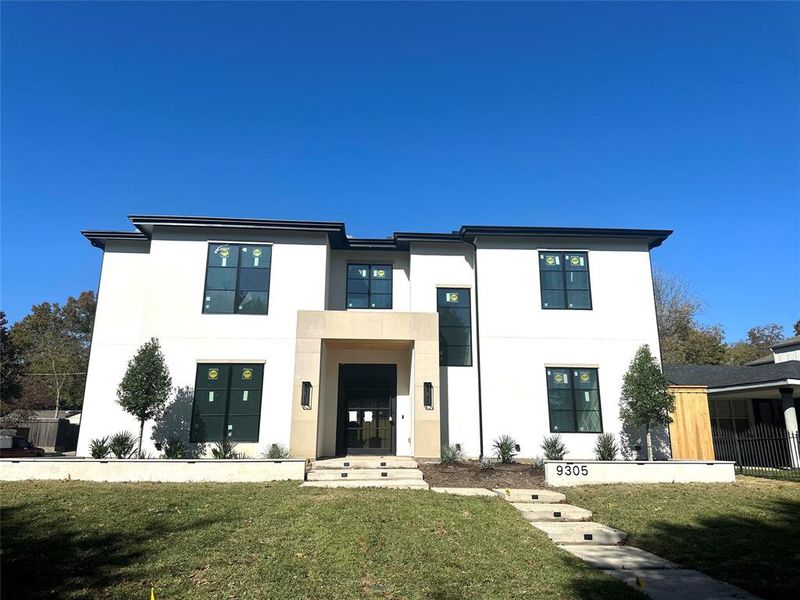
2, 2, 798, 340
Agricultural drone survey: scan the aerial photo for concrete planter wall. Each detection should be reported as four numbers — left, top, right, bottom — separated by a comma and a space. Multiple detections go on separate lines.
0, 458, 307, 483
544, 459, 735, 487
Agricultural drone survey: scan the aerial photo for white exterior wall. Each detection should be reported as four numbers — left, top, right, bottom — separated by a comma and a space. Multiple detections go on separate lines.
77, 227, 329, 457
774, 346, 800, 363
409, 242, 481, 457
476, 237, 662, 459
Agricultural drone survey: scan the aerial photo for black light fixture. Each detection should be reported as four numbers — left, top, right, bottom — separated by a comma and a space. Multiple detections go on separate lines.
301, 381, 312, 410
424, 382, 433, 410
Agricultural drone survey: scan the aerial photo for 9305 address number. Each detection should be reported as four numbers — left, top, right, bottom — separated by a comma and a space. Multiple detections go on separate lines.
555, 465, 588, 477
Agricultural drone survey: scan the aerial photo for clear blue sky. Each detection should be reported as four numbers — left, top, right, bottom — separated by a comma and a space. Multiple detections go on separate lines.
2, 2, 798, 340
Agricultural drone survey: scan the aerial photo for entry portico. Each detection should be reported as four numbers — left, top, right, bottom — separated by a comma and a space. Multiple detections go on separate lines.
290, 310, 441, 459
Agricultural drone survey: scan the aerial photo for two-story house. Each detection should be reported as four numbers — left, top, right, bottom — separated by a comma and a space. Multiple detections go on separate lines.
76, 215, 671, 460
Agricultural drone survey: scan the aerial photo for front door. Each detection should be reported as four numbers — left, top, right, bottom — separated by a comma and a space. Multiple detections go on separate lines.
337, 364, 396, 456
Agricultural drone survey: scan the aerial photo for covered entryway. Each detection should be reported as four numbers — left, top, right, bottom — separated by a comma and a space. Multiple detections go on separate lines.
337, 364, 396, 455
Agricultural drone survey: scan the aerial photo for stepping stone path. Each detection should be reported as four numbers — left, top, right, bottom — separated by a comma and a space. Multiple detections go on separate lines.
496, 488, 761, 600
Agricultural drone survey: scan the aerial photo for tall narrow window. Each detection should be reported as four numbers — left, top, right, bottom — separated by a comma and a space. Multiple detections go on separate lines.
346, 264, 392, 309
437, 288, 472, 366
546, 367, 602, 433
539, 251, 591, 310
203, 243, 272, 314
190, 364, 264, 443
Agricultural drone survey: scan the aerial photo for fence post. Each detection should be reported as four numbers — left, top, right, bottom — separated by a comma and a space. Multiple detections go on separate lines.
733, 429, 743, 473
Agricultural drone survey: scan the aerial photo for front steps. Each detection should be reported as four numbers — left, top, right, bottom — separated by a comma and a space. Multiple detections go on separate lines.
301, 457, 429, 490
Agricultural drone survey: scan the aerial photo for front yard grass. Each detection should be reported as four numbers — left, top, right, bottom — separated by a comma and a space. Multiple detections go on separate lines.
1, 481, 640, 600
563, 477, 800, 600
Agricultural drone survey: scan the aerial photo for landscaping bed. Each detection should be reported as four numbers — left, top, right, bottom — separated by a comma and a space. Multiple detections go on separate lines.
419, 460, 546, 488
563, 476, 800, 600
1, 480, 639, 600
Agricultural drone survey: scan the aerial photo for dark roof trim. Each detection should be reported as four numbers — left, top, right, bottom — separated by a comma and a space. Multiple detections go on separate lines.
81, 230, 149, 249
82, 216, 672, 252
772, 335, 800, 350
459, 226, 672, 249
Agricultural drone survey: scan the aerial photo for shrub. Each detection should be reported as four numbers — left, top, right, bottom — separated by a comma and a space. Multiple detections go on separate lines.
541, 434, 568, 460
262, 443, 292, 459
594, 433, 619, 461
492, 435, 518, 464
161, 438, 188, 459
531, 455, 545, 468
479, 456, 495, 470
211, 440, 248, 459
89, 436, 111, 459
440, 443, 464, 465
109, 431, 137, 459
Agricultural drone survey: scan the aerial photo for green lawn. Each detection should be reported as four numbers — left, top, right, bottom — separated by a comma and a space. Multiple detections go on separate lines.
563, 477, 800, 600
1, 481, 639, 600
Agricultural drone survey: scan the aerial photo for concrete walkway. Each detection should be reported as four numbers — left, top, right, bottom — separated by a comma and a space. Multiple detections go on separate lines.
491, 488, 761, 600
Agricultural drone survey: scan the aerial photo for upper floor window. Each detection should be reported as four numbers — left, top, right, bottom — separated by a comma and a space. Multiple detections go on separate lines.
437, 288, 472, 366
203, 243, 272, 314
346, 264, 392, 309
546, 367, 602, 433
190, 363, 264, 443
539, 251, 591, 310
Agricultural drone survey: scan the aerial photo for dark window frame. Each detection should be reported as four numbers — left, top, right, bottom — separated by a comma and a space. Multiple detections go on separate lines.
539, 251, 593, 310
189, 363, 264, 443
546, 366, 603, 433
202, 243, 272, 315
346, 263, 393, 310
436, 287, 473, 367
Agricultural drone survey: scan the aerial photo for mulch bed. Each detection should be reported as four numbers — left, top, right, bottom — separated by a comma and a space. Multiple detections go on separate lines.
419, 460, 545, 489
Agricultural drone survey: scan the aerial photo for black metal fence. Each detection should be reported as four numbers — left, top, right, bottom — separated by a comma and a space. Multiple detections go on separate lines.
712, 424, 800, 480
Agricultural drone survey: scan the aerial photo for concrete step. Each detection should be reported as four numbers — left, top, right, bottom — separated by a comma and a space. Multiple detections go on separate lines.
560, 545, 676, 570
493, 489, 566, 504
300, 479, 429, 490
531, 521, 627, 545
312, 457, 418, 470
307, 468, 424, 481
514, 503, 593, 522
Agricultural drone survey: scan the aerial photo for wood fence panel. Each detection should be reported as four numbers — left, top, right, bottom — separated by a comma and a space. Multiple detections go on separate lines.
668, 385, 715, 460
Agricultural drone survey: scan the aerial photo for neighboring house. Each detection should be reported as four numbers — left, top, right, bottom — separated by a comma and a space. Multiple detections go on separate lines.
75, 215, 670, 460
8, 410, 82, 452
665, 344, 800, 466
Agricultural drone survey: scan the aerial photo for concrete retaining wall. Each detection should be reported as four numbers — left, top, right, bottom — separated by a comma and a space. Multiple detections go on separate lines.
0, 458, 307, 483
545, 460, 735, 487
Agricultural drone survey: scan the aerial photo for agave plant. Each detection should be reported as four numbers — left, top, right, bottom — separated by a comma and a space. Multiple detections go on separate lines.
541, 434, 568, 460
89, 436, 111, 459
492, 434, 518, 464
594, 433, 619, 461
211, 440, 248, 459
440, 443, 464, 465
261, 443, 292, 459
109, 431, 137, 459
161, 438, 188, 459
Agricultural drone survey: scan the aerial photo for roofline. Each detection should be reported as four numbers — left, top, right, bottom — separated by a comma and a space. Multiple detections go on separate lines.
708, 379, 800, 394
81, 230, 149, 249
459, 226, 672, 249
82, 216, 673, 251
772, 338, 800, 350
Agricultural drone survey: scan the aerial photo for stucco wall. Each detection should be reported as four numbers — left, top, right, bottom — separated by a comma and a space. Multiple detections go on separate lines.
76, 228, 330, 457
476, 237, 662, 459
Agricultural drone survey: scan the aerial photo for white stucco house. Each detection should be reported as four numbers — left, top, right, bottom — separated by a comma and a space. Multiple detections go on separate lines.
76, 215, 671, 460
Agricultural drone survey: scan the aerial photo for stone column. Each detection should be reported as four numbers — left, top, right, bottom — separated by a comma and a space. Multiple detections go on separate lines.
779, 388, 799, 469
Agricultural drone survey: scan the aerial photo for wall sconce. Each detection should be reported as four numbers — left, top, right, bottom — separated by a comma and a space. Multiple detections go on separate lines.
424, 382, 433, 410
301, 381, 312, 410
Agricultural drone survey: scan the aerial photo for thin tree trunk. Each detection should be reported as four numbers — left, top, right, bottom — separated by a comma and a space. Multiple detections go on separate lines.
52, 358, 61, 419
646, 424, 654, 461
138, 418, 145, 458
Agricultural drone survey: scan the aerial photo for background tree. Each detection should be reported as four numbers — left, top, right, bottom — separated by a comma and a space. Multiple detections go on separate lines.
725, 323, 786, 365
0, 312, 24, 405
794, 320, 800, 337
9, 292, 96, 416
117, 338, 173, 457
619, 344, 676, 461
653, 269, 726, 365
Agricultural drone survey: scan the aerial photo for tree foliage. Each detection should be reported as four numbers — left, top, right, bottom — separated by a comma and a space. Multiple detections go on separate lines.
8, 292, 96, 415
0, 312, 24, 404
794, 320, 800, 337
619, 345, 675, 460
725, 323, 786, 365
116, 338, 173, 457
653, 269, 726, 365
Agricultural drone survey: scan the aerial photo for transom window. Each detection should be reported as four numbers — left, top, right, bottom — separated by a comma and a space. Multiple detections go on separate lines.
346, 264, 392, 309
203, 243, 272, 314
546, 367, 602, 433
190, 363, 263, 443
539, 251, 592, 310
437, 288, 472, 366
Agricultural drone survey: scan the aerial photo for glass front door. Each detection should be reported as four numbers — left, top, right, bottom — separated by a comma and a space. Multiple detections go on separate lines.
337, 364, 396, 455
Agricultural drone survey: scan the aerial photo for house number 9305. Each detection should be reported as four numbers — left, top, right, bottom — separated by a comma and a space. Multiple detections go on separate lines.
556, 465, 588, 476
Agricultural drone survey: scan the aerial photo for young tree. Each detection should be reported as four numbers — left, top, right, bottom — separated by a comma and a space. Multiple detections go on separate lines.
619, 344, 675, 461
116, 338, 173, 457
